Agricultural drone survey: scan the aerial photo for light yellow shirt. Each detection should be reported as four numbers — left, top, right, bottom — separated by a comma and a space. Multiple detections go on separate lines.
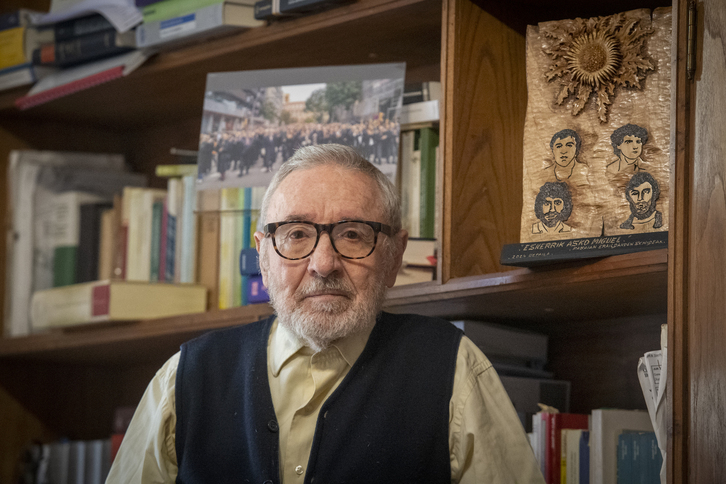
107, 318, 544, 484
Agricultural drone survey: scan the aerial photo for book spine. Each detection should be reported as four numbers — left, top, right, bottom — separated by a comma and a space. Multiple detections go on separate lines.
254, 0, 275, 19
218, 187, 238, 309
165, 203, 177, 283
418, 127, 438, 239
179, 175, 197, 283
142, 0, 223, 23
0, 11, 22, 30
32, 30, 133, 67
54, 14, 114, 41
579, 431, 589, 484
30, 281, 104, 330
279, 0, 341, 14
150, 199, 164, 281
0, 27, 27, 70
196, 189, 220, 309
239, 187, 251, 306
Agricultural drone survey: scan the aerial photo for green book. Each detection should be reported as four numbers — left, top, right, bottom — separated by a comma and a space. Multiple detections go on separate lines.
142, 0, 247, 23
53, 246, 77, 287
150, 200, 164, 281
418, 127, 439, 239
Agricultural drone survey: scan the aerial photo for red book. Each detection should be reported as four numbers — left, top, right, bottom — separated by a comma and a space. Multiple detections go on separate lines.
548, 413, 589, 484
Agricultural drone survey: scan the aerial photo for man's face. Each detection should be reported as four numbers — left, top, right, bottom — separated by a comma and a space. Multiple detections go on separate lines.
541, 196, 565, 227
617, 135, 643, 161
628, 181, 654, 217
254, 165, 405, 350
552, 136, 577, 167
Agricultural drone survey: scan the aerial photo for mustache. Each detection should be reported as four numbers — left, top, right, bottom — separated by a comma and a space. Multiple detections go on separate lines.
297, 276, 355, 299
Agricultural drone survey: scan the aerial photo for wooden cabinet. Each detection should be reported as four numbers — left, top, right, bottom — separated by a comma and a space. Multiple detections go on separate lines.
0, 0, 724, 481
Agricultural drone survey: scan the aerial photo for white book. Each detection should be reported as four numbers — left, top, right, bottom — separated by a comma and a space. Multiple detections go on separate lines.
590, 409, 653, 484
180, 175, 198, 283
564, 428, 584, 484
136, 1, 264, 49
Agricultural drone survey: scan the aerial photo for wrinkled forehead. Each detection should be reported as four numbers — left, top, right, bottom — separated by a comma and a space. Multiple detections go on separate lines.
266, 166, 385, 222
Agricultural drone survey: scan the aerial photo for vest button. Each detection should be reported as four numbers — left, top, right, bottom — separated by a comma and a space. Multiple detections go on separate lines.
267, 420, 279, 432
262, 481, 273, 484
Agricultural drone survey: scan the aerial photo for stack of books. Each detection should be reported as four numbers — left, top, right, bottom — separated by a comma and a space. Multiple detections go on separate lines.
0, 9, 54, 92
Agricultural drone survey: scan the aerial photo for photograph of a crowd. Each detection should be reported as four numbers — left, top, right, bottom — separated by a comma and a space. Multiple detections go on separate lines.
196, 64, 405, 190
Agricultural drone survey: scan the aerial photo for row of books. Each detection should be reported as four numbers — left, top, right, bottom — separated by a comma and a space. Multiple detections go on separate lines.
531, 408, 662, 484
24, 439, 113, 484
1, 0, 351, 101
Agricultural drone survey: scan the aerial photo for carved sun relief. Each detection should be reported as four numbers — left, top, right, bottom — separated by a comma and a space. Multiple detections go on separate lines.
542, 13, 656, 123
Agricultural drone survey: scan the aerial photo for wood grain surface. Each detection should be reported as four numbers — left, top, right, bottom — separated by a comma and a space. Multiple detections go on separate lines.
521, 9, 672, 243
442, 0, 527, 280
684, 0, 726, 480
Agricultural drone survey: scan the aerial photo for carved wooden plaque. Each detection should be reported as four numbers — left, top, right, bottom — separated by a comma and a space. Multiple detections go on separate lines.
520, 8, 672, 243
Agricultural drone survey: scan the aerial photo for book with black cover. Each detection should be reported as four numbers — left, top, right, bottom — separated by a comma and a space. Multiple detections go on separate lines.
53, 14, 115, 41
76, 202, 113, 283
32, 29, 136, 67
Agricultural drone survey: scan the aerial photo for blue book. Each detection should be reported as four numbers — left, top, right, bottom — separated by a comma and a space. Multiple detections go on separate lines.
165, 211, 176, 282
617, 433, 632, 484
246, 274, 269, 304
579, 431, 590, 484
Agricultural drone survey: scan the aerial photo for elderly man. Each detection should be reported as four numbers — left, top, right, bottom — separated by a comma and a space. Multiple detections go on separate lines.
107, 144, 543, 484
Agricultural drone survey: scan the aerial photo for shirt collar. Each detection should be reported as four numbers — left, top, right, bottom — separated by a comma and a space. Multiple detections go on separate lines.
269, 317, 375, 377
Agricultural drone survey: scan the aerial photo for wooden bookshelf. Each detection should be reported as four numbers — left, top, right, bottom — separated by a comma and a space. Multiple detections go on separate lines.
0, 0, 724, 481
0, 249, 667, 366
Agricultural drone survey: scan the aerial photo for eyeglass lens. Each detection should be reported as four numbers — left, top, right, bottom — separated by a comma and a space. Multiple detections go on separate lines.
274, 222, 377, 259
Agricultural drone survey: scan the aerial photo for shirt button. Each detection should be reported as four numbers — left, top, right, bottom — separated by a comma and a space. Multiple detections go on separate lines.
267, 420, 279, 432
295, 465, 304, 475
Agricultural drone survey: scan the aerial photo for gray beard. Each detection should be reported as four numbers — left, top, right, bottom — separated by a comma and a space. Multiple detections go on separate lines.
267, 272, 387, 352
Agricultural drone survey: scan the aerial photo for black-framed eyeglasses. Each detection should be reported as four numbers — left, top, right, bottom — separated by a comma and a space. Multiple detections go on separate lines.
264, 220, 393, 260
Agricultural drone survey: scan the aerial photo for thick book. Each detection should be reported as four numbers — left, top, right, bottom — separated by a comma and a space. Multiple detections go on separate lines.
0, 62, 55, 92
98, 203, 117, 281
278, 0, 349, 14
590, 409, 653, 484
135, 1, 264, 49
246, 274, 269, 303
53, 14, 115, 41
0, 26, 28, 70
142, 0, 255, 23
0, 9, 42, 31
218, 187, 240, 309
76, 202, 114, 284
126, 188, 167, 281
30, 280, 207, 329
179, 175, 198, 283
197, 188, 220, 309
32, 29, 136, 67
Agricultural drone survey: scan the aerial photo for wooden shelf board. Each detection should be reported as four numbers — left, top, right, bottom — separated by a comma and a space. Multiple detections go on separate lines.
385, 248, 668, 324
0, 303, 274, 365
0, 249, 667, 365
0, 0, 442, 129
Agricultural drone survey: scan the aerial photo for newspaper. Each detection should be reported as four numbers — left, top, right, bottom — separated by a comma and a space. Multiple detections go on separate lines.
637, 323, 667, 484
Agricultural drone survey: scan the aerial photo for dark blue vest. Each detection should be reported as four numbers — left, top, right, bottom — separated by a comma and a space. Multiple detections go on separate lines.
175, 312, 463, 484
